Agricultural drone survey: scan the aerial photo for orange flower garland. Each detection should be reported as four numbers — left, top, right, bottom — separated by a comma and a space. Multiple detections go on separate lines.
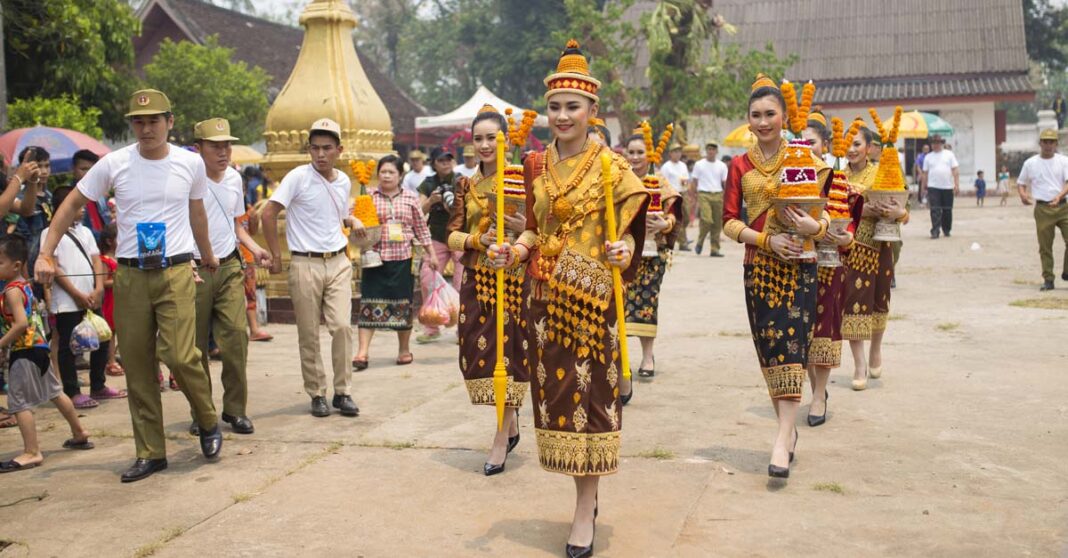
652, 123, 673, 165
796, 81, 816, 133
352, 195, 380, 226
782, 80, 799, 133
349, 159, 377, 186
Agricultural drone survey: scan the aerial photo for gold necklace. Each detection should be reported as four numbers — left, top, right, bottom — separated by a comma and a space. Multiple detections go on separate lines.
544, 140, 599, 221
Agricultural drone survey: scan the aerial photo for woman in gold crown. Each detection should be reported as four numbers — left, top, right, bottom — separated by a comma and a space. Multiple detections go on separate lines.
841, 113, 908, 390
485, 40, 648, 557
722, 74, 829, 479
803, 112, 861, 426
623, 128, 682, 379
446, 105, 529, 476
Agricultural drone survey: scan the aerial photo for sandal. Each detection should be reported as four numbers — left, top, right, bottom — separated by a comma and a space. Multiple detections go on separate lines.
352, 358, 369, 371
250, 332, 274, 342
0, 459, 40, 473
0, 411, 16, 429
71, 394, 99, 409
90, 386, 127, 400
106, 363, 125, 376
169, 376, 180, 391
63, 438, 95, 450
396, 353, 414, 366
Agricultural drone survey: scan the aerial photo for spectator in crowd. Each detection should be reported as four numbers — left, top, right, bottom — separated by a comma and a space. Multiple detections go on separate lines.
416, 147, 461, 344
659, 144, 692, 251
1054, 92, 1066, 130
14, 147, 52, 274
1017, 129, 1068, 291
915, 143, 930, 205
691, 142, 728, 257
975, 170, 987, 207
401, 149, 431, 193
997, 165, 1011, 206
71, 150, 109, 240
455, 145, 478, 179
922, 135, 960, 239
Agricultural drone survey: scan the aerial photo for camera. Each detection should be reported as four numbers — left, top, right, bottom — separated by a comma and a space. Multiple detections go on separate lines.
436, 184, 455, 208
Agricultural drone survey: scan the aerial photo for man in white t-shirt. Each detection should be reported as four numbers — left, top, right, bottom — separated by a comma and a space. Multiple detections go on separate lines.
921, 135, 960, 238
659, 144, 692, 250
36, 89, 223, 483
401, 149, 432, 192
189, 118, 272, 435
262, 118, 361, 419
455, 144, 478, 179
1017, 129, 1068, 290
690, 142, 729, 256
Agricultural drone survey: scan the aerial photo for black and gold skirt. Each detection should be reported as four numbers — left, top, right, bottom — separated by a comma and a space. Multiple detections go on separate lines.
358, 259, 414, 330
841, 241, 894, 341
743, 251, 817, 400
624, 253, 669, 338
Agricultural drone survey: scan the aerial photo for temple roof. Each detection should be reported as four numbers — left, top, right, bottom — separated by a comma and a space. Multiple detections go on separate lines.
135, 0, 429, 137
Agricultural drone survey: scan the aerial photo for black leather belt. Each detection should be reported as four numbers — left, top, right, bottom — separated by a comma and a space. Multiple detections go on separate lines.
117, 253, 194, 268
291, 250, 345, 259
195, 250, 239, 266
1036, 200, 1065, 206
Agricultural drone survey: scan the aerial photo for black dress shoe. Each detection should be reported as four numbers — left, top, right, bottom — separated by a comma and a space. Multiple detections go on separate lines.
188, 422, 200, 436
199, 424, 223, 459
310, 396, 330, 417
332, 394, 360, 417
121, 458, 168, 483
709, 251, 724, 258
807, 391, 828, 428
222, 413, 255, 434
1040, 280, 1055, 291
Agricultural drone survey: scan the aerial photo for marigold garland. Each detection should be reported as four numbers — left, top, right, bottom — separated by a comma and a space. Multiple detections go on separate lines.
887, 106, 903, 144
505, 108, 538, 162
830, 116, 846, 159
868, 108, 885, 141
348, 159, 377, 187
795, 81, 816, 132
652, 123, 673, 165
782, 80, 799, 133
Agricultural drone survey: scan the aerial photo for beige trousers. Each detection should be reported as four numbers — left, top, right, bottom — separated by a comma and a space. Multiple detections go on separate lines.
289, 253, 353, 398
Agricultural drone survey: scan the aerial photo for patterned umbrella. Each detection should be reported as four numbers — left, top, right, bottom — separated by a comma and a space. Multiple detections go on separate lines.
0, 126, 110, 173
881, 110, 954, 139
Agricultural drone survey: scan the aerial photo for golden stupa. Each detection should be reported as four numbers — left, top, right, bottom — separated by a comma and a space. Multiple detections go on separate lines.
261, 0, 394, 182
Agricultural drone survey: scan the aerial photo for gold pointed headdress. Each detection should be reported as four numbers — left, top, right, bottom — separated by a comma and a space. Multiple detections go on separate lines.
478, 104, 499, 115
751, 73, 778, 92
544, 39, 601, 103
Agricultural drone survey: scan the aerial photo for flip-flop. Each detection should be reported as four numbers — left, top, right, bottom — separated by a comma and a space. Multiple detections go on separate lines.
105, 363, 125, 376
352, 358, 369, 371
63, 438, 95, 450
90, 387, 127, 400
0, 459, 40, 473
0, 413, 16, 429
250, 333, 274, 342
396, 353, 414, 366
71, 394, 99, 409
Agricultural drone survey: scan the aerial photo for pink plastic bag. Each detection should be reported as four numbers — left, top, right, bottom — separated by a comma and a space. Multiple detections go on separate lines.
418, 272, 459, 327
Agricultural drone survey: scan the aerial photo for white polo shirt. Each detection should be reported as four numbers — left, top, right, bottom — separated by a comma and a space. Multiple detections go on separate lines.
196, 166, 245, 259
77, 144, 207, 259
41, 224, 99, 314
1018, 153, 1068, 203
270, 164, 352, 253
401, 166, 432, 192
455, 163, 478, 179
691, 158, 728, 193
922, 150, 959, 190
660, 160, 690, 191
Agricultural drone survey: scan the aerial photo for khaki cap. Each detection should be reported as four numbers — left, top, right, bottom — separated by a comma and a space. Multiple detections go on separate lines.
310, 118, 342, 141
409, 149, 427, 160
125, 89, 172, 117
668, 142, 683, 151
462, 145, 475, 157
1039, 128, 1059, 141
194, 118, 239, 142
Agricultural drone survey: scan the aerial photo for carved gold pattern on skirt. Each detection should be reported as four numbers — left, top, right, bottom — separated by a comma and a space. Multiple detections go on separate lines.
546, 249, 612, 362
808, 337, 842, 368
762, 363, 806, 400
465, 377, 529, 407
535, 429, 621, 476
747, 251, 799, 309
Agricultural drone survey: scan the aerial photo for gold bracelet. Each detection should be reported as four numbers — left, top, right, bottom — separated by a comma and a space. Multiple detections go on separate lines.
471, 235, 487, 252
756, 231, 769, 252
813, 219, 829, 241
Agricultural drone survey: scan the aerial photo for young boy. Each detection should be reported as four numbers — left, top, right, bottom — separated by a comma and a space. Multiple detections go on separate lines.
0, 235, 93, 473
974, 170, 987, 207
44, 187, 125, 409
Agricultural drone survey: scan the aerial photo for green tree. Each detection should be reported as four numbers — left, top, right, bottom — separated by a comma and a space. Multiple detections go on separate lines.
1023, 0, 1068, 71
7, 94, 103, 137
143, 36, 271, 145
2, 0, 140, 138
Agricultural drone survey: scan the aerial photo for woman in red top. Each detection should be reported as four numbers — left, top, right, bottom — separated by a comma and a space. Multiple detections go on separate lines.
722, 75, 829, 479
97, 224, 123, 377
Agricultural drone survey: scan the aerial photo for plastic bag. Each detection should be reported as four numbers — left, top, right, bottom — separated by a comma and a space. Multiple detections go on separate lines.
70, 315, 101, 354
84, 310, 112, 342
418, 272, 460, 327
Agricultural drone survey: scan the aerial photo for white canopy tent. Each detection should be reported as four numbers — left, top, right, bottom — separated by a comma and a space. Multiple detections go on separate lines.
414, 85, 548, 130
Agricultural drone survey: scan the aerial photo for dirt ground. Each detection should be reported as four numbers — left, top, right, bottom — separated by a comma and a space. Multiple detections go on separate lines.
1, 198, 1066, 557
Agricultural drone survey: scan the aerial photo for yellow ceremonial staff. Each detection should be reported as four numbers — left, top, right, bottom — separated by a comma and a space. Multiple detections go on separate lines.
600, 152, 632, 383
493, 131, 508, 430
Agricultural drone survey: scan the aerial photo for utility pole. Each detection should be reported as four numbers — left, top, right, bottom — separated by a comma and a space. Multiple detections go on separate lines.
0, 3, 8, 130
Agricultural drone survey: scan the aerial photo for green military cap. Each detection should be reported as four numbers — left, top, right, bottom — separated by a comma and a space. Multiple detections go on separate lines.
125, 89, 172, 117
194, 118, 240, 142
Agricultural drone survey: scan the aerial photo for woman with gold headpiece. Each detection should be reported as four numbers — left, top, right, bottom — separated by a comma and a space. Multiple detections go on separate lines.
446, 104, 529, 476
723, 75, 830, 479
485, 40, 648, 557
802, 112, 862, 426
622, 126, 682, 379
841, 111, 908, 390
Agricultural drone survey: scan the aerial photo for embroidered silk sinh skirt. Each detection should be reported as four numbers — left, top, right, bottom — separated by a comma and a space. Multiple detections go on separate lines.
841, 241, 894, 341
527, 279, 622, 476
743, 251, 817, 400
457, 261, 530, 407
358, 259, 414, 331
624, 253, 669, 338
810, 264, 846, 368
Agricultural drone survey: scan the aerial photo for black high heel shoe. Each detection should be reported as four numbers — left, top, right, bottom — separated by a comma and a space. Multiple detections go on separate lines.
621, 379, 634, 406
565, 516, 596, 558
483, 454, 507, 476
807, 390, 829, 427
768, 463, 790, 478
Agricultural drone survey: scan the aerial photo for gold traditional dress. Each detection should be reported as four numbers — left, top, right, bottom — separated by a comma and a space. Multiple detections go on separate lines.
519, 140, 648, 475
840, 161, 890, 341
447, 171, 530, 406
